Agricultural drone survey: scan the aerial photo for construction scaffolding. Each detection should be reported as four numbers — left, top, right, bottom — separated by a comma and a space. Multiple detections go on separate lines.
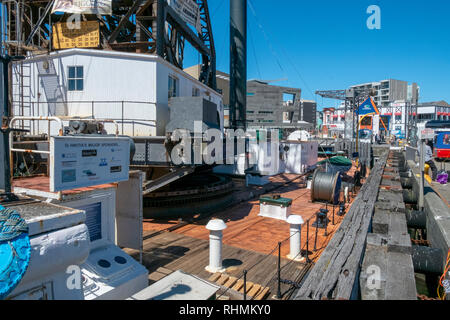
316, 88, 375, 140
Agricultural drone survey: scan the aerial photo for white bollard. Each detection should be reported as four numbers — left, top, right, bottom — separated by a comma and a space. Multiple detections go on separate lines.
205, 219, 227, 273
286, 215, 305, 262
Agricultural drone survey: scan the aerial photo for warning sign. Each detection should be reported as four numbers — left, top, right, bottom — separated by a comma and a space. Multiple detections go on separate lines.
52, 21, 100, 50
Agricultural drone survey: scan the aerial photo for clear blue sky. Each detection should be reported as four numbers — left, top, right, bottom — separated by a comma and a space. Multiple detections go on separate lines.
183, 0, 450, 110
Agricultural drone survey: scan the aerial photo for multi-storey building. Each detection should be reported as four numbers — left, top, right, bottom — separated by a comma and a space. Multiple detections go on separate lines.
185, 65, 316, 132
321, 79, 422, 138
323, 100, 450, 138
246, 80, 303, 130
350, 79, 420, 108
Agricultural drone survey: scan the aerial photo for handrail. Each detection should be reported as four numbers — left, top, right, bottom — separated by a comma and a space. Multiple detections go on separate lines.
9, 116, 63, 165
12, 100, 159, 135
9, 116, 64, 156
24, 100, 158, 105
8, 116, 64, 188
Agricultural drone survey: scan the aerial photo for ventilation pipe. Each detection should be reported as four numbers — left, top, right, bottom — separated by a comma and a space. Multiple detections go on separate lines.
205, 219, 227, 273
286, 215, 305, 262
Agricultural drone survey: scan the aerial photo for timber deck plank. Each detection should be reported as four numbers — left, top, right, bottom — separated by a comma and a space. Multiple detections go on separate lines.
126, 231, 308, 300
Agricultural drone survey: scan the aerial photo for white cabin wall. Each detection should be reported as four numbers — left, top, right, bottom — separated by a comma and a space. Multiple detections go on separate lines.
12, 49, 224, 137
157, 61, 224, 131
61, 54, 160, 136
14, 54, 160, 136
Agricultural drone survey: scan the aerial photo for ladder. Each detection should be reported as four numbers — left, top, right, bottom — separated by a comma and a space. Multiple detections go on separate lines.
12, 61, 33, 133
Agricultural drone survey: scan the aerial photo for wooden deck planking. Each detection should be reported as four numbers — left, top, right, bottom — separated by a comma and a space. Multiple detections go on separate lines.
126, 231, 309, 300
135, 164, 365, 300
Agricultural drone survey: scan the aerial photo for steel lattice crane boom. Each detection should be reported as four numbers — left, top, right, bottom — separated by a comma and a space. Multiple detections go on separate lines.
1, 0, 217, 90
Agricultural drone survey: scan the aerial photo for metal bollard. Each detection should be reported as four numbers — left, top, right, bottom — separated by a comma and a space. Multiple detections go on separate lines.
277, 242, 282, 299
332, 205, 335, 225
243, 270, 247, 300
344, 186, 349, 203
314, 216, 319, 251
306, 220, 310, 262
338, 202, 346, 216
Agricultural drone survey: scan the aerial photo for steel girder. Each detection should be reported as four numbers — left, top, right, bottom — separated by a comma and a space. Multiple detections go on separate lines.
1, 0, 217, 89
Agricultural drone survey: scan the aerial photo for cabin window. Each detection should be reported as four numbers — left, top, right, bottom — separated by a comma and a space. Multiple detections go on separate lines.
68, 66, 84, 91
168, 75, 178, 99
192, 87, 200, 97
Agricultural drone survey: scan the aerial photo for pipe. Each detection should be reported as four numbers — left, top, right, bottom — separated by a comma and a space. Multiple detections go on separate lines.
205, 219, 227, 273
1, 55, 10, 192
406, 210, 427, 229
230, 0, 247, 131
412, 245, 444, 275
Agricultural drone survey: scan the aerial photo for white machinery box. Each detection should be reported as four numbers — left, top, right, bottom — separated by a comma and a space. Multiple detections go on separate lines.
258, 196, 292, 221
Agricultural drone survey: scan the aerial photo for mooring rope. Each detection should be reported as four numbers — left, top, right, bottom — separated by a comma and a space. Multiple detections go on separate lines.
0, 207, 29, 242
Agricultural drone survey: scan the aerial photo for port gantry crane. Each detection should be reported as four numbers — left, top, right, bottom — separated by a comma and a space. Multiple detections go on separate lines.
316, 88, 419, 146
315, 88, 376, 139
0, 0, 217, 90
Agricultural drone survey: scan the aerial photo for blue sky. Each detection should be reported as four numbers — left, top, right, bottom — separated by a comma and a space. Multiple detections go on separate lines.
184, 0, 450, 110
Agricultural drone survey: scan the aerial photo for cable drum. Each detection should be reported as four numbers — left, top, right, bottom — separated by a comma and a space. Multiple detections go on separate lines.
310, 170, 342, 205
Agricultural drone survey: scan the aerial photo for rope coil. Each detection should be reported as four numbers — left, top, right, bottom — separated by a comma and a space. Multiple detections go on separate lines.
0, 208, 29, 242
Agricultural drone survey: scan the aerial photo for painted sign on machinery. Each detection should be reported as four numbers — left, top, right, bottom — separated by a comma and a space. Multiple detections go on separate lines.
50, 136, 130, 192
52, 0, 112, 15
167, 0, 202, 33
52, 21, 100, 49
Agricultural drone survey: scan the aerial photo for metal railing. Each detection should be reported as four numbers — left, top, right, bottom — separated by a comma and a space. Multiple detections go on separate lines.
11, 100, 158, 136
8, 116, 64, 195
215, 193, 354, 301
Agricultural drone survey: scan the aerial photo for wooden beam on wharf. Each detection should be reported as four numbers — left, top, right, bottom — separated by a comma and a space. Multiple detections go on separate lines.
292, 151, 389, 300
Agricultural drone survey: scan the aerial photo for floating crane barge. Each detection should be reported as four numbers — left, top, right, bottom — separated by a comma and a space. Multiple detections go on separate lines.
1, 0, 449, 301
